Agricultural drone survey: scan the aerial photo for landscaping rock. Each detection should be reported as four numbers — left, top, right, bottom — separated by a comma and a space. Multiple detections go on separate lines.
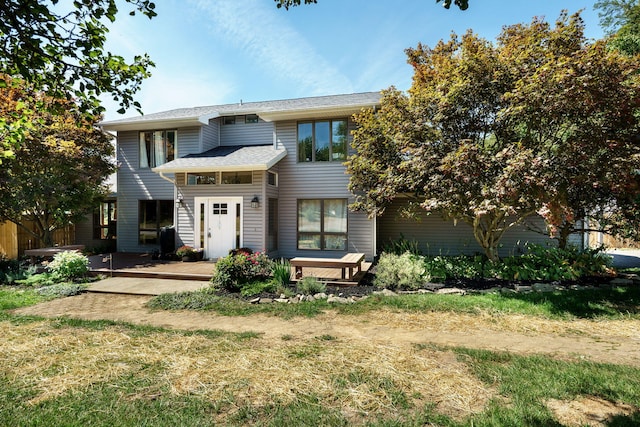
417, 289, 434, 294
274, 298, 289, 303
532, 283, 558, 293
327, 295, 352, 304
305, 295, 316, 302
423, 282, 446, 291
259, 298, 273, 304
435, 287, 466, 295
515, 285, 533, 293
314, 293, 327, 300
375, 289, 398, 297
249, 297, 260, 304
610, 278, 634, 286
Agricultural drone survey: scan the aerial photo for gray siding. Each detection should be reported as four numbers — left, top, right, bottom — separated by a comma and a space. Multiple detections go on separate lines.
116, 131, 175, 253
275, 119, 375, 260
219, 117, 274, 146
203, 120, 220, 151
175, 171, 265, 253
176, 127, 203, 157
377, 200, 560, 257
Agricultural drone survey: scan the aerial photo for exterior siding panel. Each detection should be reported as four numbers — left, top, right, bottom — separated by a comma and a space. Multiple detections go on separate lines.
275, 120, 375, 260
220, 117, 274, 146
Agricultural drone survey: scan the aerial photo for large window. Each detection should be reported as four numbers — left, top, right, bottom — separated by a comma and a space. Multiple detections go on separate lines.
297, 119, 348, 162
139, 130, 176, 168
297, 199, 347, 250
93, 200, 116, 240
139, 200, 174, 245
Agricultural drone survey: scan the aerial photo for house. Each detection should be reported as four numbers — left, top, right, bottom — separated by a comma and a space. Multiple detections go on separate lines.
99, 92, 561, 261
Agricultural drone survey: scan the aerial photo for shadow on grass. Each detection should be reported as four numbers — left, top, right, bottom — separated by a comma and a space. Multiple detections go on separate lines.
498, 286, 640, 319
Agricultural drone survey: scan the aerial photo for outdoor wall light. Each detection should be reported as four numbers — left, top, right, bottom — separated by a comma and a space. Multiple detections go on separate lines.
176, 195, 184, 207
251, 196, 259, 209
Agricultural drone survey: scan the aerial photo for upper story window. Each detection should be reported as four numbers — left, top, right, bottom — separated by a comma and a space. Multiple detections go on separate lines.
187, 172, 217, 185
245, 114, 259, 124
139, 130, 176, 168
223, 116, 236, 125
298, 119, 348, 163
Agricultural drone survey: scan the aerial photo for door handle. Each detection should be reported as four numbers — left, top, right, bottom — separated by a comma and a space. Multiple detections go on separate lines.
207, 232, 211, 238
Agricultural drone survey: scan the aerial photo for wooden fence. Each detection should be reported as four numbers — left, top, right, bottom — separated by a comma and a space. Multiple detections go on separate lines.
0, 220, 75, 259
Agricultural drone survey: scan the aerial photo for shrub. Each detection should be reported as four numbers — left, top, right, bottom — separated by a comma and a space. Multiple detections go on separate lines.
211, 251, 273, 292
272, 258, 292, 288
47, 250, 89, 280
0, 258, 35, 285
240, 280, 277, 297
497, 244, 612, 281
424, 254, 488, 281
381, 234, 421, 255
373, 252, 427, 290
35, 282, 87, 297
176, 245, 196, 258
296, 276, 326, 295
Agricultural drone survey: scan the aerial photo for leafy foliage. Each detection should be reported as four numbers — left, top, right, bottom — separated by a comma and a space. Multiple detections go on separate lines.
296, 276, 326, 295
211, 252, 273, 292
35, 282, 88, 298
274, 0, 469, 10
0, 1, 156, 159
47, 251, 89, 281
272, 258, 292, 288
0, 78, 115, 246
0, 259, 34, 285
373, 252, 427, 290
348, 11, 640, 258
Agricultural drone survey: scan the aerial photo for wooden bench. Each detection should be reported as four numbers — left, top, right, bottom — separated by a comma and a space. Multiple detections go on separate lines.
290, 253, 365, 281
24, 245, 85, 264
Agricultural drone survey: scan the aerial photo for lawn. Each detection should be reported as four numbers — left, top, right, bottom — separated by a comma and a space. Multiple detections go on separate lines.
1, 285, 640, 426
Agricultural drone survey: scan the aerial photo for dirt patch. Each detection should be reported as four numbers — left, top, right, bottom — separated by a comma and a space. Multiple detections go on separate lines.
547, 396, 636, 427
13, 293, 640, 367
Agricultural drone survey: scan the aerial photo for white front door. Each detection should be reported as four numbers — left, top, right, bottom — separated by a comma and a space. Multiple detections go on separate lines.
196, 197, 242, 259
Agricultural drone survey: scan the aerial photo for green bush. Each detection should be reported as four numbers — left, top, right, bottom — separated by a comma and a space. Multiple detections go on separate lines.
35, 282, 87, 297
47, 250, 89, 280
497, 244, 612, 281
17, 272, 59, 287
240, 280, 277, 297
424, 254, 489, 281
296, 276, 326, 295
211, 251, 273, 292
272, 258, 292, 288
0, 259, 35, 285
381, 234, 421, 255
373, 252, 427, 290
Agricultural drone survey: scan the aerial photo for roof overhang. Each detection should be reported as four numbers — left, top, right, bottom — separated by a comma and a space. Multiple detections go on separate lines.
258, 105, 377, 122
151, 146, 287, 174
100, 113, 219, 132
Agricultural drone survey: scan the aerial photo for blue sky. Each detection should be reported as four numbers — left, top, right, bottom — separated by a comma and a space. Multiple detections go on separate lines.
102, 0, 605, 121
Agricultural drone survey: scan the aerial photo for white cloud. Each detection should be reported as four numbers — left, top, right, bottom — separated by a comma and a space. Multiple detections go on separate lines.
190, 0, 354, 96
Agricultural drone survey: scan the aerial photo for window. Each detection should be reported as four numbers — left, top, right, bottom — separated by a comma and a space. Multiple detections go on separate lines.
223, 116, 236, 125
267, 171, 277, 186
187, 172, 217, 185
221, 171, 252, 184
297, 119, 348, 162
245, 114, 259, 124
139, 130, 175, 168
139, 200, 174, 245
93, 200, 116, 240
297, 199, 347, 250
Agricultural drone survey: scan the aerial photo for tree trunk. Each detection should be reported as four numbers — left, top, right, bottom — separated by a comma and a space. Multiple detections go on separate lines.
556, 223, 573, 250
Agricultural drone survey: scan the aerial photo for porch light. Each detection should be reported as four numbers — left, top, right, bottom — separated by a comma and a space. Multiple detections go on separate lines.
251, 196, 259, 209
176, 195, 184, 207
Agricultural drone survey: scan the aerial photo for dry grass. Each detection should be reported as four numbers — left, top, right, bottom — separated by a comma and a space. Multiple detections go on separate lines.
0, 319, 494, 421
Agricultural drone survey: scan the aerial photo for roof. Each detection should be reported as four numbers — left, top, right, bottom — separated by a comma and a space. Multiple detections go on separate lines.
100, 92, 381, 131
152, 145, 287, 174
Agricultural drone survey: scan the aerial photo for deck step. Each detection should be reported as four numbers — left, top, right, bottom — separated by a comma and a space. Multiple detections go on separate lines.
89, 269, 212, 282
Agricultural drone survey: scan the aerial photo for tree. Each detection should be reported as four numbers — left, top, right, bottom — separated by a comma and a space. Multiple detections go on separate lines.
595, 0, 640, 55
497, 12, 640, 247
0, 0, 157, 160
274, 0, 469, 10
347, 11, 640, 260
0, 76, 115, 247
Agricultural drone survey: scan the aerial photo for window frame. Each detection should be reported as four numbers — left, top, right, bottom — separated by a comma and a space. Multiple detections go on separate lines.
296, 198, 348, 251
138, 200, 174, 245
297, 119, 348, 163
245, 114, 259, 124
93, 200, 117, 240
139, 130, 176, 168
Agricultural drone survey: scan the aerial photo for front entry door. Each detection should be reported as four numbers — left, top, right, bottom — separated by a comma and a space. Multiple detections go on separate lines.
203, 197, 242, 259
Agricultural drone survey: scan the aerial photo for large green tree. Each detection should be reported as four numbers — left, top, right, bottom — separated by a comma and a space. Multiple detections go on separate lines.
0, 0, 156, 160
0, 77, 115, 247
347, 11, 640, 260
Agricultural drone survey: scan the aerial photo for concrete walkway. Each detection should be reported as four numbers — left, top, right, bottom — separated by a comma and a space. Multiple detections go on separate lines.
88, 277, 209, 296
